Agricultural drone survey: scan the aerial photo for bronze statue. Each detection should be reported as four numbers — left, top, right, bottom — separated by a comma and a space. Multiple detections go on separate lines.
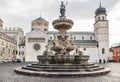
60, 1, 67, 18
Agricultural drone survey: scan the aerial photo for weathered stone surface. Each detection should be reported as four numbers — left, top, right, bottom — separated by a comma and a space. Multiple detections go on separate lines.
0, 63, 119, 82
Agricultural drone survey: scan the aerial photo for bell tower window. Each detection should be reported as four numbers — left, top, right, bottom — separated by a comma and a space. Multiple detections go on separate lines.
102, 48, 105, 54
44, 23, 47, 26
98, 17, 100, 20
102, 16, 104, 20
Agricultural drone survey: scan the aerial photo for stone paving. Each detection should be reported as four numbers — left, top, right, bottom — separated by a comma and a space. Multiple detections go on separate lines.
0, 62, 120, 82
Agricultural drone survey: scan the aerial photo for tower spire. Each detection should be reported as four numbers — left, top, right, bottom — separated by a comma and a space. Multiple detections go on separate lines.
99, 2, 102, 8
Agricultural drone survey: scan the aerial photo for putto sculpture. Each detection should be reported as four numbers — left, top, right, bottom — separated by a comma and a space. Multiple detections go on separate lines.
15, 1, 110, 77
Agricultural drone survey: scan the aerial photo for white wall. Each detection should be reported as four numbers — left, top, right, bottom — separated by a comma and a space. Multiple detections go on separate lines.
25, 42, 46, 62
25, 29, 47, 62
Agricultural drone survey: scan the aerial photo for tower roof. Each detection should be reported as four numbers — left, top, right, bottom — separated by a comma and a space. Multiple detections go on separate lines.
33, 17, 47, 22
95, 2, 106, 15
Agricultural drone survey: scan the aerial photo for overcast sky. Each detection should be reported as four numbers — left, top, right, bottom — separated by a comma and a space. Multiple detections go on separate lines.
0, 0, 120, 46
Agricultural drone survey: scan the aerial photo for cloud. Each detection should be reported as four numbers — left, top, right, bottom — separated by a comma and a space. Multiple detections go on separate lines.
39, 0, 120, 20
0, 0, 119, 24
108, 1, 120, 45
0, 0, 120, 45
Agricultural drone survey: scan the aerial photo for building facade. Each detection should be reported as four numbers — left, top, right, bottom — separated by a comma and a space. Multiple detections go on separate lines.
94, 4, 109, 63
24, 4, 109, 63
0, 19, 3, 30
110, 43, 120, 62
0, 4, 110, 63
48, 31, 99, 63
0, 18, 24, 62
25, 17, 48, 61
0, 32, 17, 62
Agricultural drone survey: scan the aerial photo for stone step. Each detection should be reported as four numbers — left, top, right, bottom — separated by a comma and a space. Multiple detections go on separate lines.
27, 64, 99, 69
15, 66, 111, 77
85, 66, 104, 72
31, 63, 95, 66
22, 66, 40, 71
22, 66, 85, 72
85, 65, 100, 68
27, 65, 84, 69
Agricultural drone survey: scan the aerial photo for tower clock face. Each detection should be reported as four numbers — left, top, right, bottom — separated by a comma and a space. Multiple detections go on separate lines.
33, 43, 41, 51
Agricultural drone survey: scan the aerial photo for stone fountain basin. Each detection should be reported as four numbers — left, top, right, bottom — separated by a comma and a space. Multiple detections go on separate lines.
52, 19, 73, 30
37, 55, 89, 65
37, 55, 75, 64
54, 54, 74, 64
37, 55, 55, 64
74, 55, 89, 64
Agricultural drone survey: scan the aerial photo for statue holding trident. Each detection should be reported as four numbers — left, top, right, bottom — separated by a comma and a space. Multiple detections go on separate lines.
59, 1, 68, 19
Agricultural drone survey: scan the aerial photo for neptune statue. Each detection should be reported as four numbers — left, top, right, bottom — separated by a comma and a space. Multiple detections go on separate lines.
60, 1, 67, 19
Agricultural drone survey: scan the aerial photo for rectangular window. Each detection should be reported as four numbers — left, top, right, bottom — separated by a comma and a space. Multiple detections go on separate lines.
102, 48, 105, 54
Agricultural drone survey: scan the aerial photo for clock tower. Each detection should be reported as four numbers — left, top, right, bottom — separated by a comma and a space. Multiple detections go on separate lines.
94, 3, 109, 63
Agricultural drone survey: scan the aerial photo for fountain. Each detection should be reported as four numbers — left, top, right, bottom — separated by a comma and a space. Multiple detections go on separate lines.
15, 1, 110, 77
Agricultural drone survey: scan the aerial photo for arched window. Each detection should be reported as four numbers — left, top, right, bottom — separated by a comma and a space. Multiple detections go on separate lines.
97, 44, 99, 47
103, 59, 106, 63
3, 48, 5, 53
36, 22, 42, 26
74, 37, 76, 40
95, 18, 97, 21
50, 36, 52, 40
39, 22, 42, 26
82, 36, 84, 40
83, 48, 86, 51
99, 59, 101, 64
98, 17, 100, 20
90, 37, 92, 40
102, 16, 104, 20
44, 23, 47, 26
102, 48, 105, 54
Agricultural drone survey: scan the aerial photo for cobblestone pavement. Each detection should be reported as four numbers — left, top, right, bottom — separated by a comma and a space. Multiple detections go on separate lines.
0, 62, 120, 82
